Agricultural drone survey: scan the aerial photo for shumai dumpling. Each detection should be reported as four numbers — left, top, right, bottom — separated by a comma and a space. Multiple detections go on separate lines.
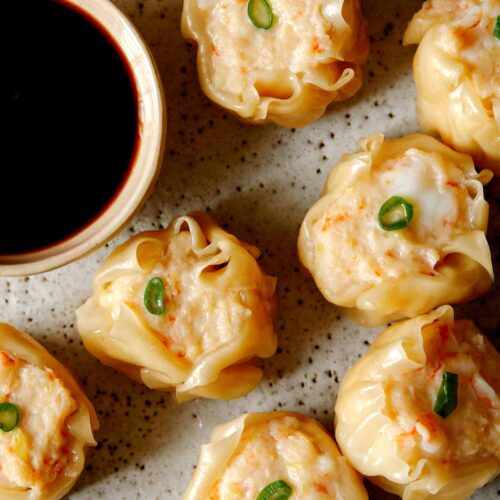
403, 0, 500, 173
181, 0, 370, 127
76, 213, 277, 403
335, 305, 500, 500
298, 133, 494, 327
184, 412, 367, 499
0, 323, 98, 500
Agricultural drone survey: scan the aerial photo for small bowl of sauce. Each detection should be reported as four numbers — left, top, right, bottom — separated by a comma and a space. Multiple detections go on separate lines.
1, 0, 166, 276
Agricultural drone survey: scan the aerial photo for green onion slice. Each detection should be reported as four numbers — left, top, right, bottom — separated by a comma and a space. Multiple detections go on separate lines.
433, 372, 458, 418
378, 196, 414, 231
494, 16, 500, 40
257, 480, 293, 500
0, 403, 19, 432
247, 0, 274, 30
144, 277, 165, 315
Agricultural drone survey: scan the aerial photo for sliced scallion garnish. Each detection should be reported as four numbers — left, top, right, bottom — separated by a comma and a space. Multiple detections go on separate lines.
433, 371, 458, 418
0, 403, 19, 432
144, 277, 165, 315
494, 16, 500, 40
378, 196, 414, 231
257, 480, 293, 500
247, 0, 274, 30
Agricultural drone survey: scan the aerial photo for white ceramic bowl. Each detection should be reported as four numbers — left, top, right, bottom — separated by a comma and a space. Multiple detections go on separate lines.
0, 0, 166, 277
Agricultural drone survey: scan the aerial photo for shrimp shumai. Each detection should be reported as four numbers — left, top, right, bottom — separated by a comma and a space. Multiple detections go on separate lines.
0, 324, 98, 500
335, 306, 500, 500
181, 0, 370, 127
184, 412, 368, 500
76, 213, 277, 403
298, 134, 494, 327
404, 0, 500, 173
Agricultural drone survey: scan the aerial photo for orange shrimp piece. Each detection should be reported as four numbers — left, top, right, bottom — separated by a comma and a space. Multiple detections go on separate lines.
0, 352, 14, 366
313, 483, 329, 493
416, 412, 438, 433
312, 38, 323, 53
437, 321, 450, 343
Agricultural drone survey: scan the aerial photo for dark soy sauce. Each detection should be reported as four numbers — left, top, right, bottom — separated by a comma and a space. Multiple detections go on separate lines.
2, 0, 138, 254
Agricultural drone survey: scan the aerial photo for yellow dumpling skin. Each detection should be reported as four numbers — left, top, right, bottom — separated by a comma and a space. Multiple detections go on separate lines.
76, 213, 277, 403
404, 0, 500, 173
0, 324, 98, 500
335, 306, 500, 500
182, 0, 370, 127
298, 134, 494, 327
184, 412, 367, 500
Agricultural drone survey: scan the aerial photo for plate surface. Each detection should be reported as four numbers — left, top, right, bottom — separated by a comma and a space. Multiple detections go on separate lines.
1, 0, 499, 498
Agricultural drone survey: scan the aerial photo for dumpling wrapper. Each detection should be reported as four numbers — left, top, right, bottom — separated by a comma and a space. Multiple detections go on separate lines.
181, 0, 370, 127
335, 305, 500, 500
298, 133, 494, 326
184, 412, 368, 499
0, 323, 98, 500
403, 0, 500, 173
77, 213, 277, 403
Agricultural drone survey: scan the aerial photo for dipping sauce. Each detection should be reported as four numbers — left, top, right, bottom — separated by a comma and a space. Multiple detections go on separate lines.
2, 0, 138, 255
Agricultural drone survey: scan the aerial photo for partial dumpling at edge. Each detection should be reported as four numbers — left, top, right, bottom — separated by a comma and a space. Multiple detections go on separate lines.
76, 212, 277, 403
0, 323, 98, 500
184, 412, 368, 500
334, 305, 500, 500
403, 0, 500, 173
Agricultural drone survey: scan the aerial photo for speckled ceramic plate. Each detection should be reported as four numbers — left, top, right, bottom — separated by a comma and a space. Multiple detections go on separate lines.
1, 0, 499, 498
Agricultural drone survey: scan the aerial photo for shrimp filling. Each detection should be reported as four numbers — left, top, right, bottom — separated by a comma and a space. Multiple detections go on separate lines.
311, 148, 475, 295
386, 319, 499, 465
99, 231, 269, 362
0, 351, 76, 492
421, 0, 500, 116
203, 0, 356, 97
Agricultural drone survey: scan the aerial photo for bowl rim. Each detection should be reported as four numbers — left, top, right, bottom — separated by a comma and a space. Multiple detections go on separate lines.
0, 0, 166, 277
